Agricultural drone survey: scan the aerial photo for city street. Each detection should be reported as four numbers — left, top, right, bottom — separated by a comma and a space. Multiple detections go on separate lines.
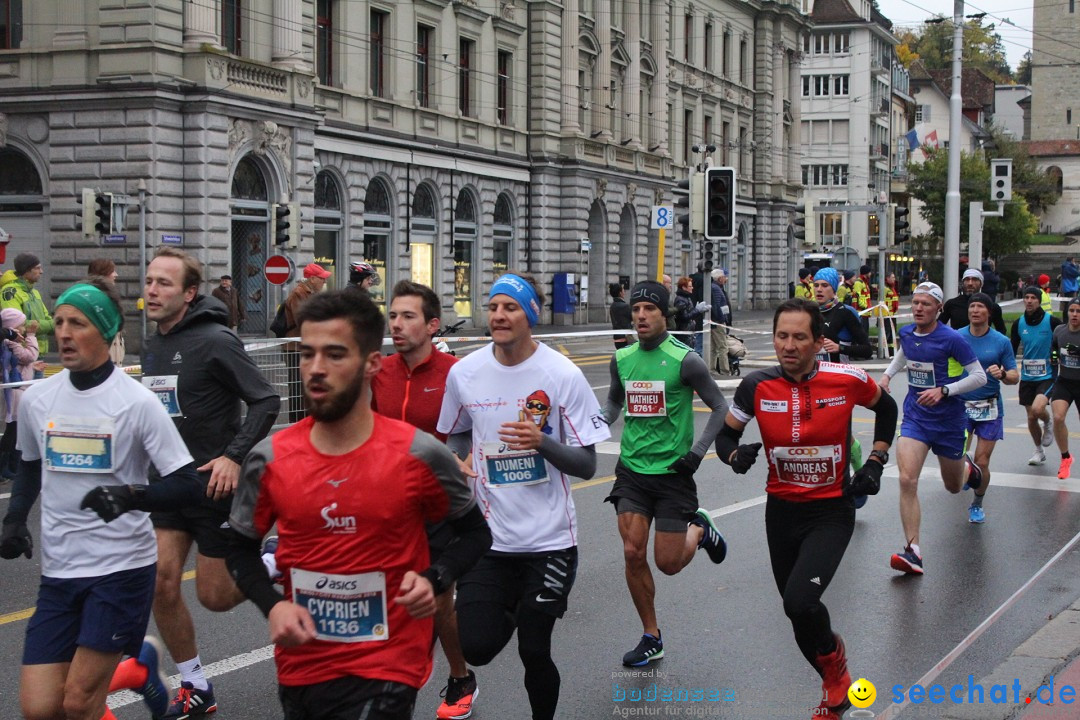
3, 330, 1080, 719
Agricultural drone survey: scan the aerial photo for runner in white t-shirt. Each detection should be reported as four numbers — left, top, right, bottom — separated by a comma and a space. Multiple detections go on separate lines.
0, 278, 201, 720
437, 273, 610, 720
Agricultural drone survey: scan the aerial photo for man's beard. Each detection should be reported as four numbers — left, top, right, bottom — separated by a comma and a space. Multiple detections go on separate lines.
305, 372, 366, 422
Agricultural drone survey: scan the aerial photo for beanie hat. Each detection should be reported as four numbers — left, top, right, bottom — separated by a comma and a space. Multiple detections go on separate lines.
1039, 274, 1051, 287
1024, 285, 1043, 299
814, 267, 840, 292
1, 308, 25, 329
859, 264, 871, 275
798, 268, 812, 280
629, 280, 670, 316
13, 253, 40, 277
962, 268, 984, 283
967, 292, 994, 310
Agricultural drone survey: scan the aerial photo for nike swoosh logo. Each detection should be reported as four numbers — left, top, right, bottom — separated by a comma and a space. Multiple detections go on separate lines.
424, 387, 440, 392
535, 594, 557, 603
111, 633, 126, 641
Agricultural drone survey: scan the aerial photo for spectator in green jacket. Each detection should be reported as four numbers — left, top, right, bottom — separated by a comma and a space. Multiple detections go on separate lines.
1, 254, 54, 370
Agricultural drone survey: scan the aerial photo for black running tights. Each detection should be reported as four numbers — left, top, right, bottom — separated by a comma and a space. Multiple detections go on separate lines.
764, 494, 855, 669
456, 602, 559, 720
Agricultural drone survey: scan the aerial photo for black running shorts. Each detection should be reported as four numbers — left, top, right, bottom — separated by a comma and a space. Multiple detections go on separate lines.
606, 459, 698, 532
278, 676, 417, 720
1019, 379, 1054, 407
456, 547, 578, 619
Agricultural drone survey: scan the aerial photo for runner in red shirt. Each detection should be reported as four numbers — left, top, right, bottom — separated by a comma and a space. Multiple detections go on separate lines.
372, 280, 477, 720
715, 299, 897, 719
226, 290, 491, 720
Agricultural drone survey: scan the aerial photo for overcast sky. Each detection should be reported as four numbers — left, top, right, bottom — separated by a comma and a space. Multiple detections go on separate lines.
877, 0, 1034, 73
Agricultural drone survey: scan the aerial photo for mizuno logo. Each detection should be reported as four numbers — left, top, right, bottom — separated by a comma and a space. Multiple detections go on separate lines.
810, 577, 821, 585
326, 478, 347, 488
173, 352, 182, 362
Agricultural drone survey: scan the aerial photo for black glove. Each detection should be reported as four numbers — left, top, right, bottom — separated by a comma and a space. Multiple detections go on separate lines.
668, 451, 703, 478
0, 521, 32, 559
845, 459, 884, 498
729, 443, 763, 474
80, 485, 139, 523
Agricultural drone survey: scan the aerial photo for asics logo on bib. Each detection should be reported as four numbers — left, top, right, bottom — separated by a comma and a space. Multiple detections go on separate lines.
785, 447, 821, 456
315, 576, 359, 591
148, 377, 169, 388
320, 503, 357, 534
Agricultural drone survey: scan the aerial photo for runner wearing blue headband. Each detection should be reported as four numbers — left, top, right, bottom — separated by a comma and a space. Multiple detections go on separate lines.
489, 273, 542, 327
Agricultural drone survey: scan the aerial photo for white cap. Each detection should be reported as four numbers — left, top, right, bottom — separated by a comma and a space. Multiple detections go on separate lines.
913, 281, 944, 304
962, 268, 984, 283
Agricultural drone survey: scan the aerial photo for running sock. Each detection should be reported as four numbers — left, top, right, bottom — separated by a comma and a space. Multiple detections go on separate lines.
108, 657, 148, 692
1064, 452, 1072, 460
262, 552, 279, 579
972, 492, 985, 508
909, 543, 921, 558
177, 656, 210, 692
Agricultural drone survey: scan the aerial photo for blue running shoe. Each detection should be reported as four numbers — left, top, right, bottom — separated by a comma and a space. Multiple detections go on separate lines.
136, 636, 171, 718
163, 681, 218, 719
968, 504, 986, 524
889, 545, 924, 575
622, 631, 664, 667
691, 508, 727, 564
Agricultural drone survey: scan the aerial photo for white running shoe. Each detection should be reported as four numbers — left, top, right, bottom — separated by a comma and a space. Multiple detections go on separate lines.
1041, 418, 1054, 447
1029, 448, 1047, 466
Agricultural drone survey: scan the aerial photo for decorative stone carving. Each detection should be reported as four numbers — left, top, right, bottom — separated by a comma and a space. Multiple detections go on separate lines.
208, 57, 226, 80
654, 188, 665, 204
596, 178, 608, 199
229, 119, 294, 186
627, 182, 638, 201
297, 77, 312, 98
26, 116, 49, 143
500, 1, 516, 20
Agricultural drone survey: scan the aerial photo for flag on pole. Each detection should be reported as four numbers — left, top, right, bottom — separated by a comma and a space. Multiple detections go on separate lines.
924, 130, 940, 149
905, 128, 920, 150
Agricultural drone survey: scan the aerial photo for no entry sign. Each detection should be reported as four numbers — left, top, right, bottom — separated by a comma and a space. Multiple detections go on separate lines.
264, 254, 293, 285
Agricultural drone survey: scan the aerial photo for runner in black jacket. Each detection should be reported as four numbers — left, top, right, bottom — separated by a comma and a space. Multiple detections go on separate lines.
142, 247, 281, 716
813, 268, 872, 363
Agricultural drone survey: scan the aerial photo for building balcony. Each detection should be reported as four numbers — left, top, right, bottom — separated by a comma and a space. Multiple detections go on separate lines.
871, 57, 891, 76
869, 143, 888, 160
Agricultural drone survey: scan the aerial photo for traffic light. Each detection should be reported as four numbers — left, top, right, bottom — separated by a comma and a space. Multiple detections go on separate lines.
990, 158, 1012, 202
891, 203, 910, 245
673, 174, 705, 236
702, 238, 715, 273
79, 188, 96, 237
704, 166, 736, 241
274, 203, 299, 247
794, 197, 816, 246
94, 192, 113, 236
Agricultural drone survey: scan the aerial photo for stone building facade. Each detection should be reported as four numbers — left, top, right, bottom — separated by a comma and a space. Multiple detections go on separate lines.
0, 0, 808, 347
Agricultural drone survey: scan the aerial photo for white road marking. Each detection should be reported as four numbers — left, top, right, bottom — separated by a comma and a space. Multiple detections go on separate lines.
882, 467, 1080, 493
108, 644, 276, 708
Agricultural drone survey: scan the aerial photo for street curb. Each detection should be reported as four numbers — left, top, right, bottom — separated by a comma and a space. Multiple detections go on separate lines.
936, 598, 1080, 720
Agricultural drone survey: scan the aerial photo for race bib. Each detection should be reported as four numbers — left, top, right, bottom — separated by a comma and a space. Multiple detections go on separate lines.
44, 416, 115, 473
290, 568, 388, 643
142, 375, 182, 417
771, 445, 842, 488
964, 398, 999, 422
1022, 358, 1048, 377
625, 380, 667, 417
907, 360, 936, 389
1062, 347, 1080, 369
481, 442, 549, 487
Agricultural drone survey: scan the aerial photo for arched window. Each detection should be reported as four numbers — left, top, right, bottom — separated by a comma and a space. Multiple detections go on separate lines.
453, 189, 477, 318
0, 148, 43, 211
1048, 166, 1064, 198
410, 184, 438, 287
314, 170, 344, 287
231, 157, 268, 201
229, 155, 272, 334
493, 194, 515, 275
363, 178, 393, 309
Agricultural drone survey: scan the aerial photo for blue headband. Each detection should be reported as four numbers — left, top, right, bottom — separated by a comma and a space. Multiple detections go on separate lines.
489, 274, 541, 327
814, 267, 840, 292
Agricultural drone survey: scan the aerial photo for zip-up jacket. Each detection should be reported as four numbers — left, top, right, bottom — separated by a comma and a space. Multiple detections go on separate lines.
372, 348, 458, 441
142, 295, 280, 505
1, 278, 54, 353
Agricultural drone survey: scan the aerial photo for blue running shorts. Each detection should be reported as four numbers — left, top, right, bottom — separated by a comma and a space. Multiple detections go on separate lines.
900, 418, 966, 459
23, 563, 156, 665
962, 414, 1005, 442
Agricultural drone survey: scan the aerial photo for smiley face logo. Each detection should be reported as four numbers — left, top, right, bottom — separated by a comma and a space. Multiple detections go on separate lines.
848, 678, 876, 709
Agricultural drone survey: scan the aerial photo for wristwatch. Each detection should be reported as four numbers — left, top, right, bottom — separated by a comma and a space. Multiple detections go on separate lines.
868, 449, 890, 465
940, 385, 950, 397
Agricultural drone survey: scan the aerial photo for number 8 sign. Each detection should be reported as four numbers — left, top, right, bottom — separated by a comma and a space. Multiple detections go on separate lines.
651, 205, 674, 230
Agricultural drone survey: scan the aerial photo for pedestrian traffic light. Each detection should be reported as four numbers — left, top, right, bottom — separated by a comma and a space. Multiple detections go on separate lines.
990, 158, 1012, 202
794, 197, 816, 246
702, 239, 715, 273
673, 175, 705, 236
704, 166, 736, 241
94, 192, 113, 236
274, 203, 299, 247
79, 188, 96, 237
890, 203, 910, 245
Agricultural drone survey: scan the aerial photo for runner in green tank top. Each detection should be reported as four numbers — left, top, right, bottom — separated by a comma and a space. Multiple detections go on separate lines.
601, 280, 730, 667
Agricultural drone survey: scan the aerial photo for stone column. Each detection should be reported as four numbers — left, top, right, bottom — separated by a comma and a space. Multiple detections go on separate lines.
562, 0, 581, 133
625, 2, 641, 147
273, 0, 306, 70
654, 2, 668, 154
185, 0, 220, 49
596, 2, 612, 140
